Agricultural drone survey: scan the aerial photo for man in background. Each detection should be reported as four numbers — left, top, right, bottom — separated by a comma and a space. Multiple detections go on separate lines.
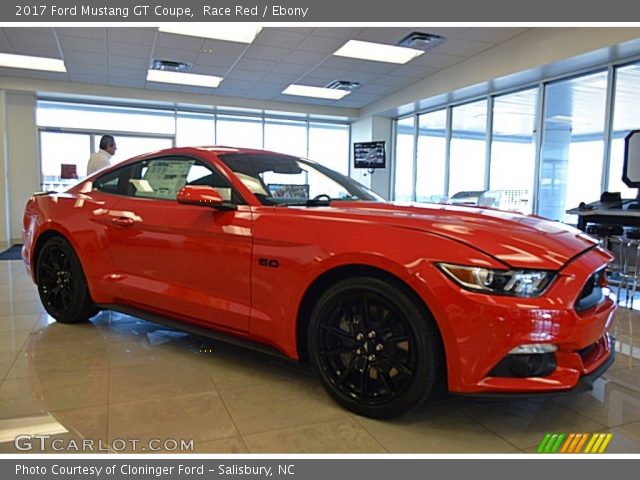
87, 135, 117, 175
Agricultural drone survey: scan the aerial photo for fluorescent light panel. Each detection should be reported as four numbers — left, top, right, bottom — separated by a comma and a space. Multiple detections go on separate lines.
158, 25, 262, 44
282, 85, 350, 100
333, 40, 424, 64
146, 70, 222, 88
0, 52, 66, 72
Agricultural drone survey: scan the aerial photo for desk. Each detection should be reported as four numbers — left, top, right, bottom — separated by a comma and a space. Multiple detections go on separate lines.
567, 206, 640, 231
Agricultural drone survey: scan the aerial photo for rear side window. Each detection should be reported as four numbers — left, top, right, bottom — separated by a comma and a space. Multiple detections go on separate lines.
94, 156, 244, 204
93, 164, 134, 195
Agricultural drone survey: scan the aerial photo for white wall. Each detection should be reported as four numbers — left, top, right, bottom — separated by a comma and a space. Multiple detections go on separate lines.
0, 91, 8, 250
3, 91, 38, 245
349, 116, 393, 199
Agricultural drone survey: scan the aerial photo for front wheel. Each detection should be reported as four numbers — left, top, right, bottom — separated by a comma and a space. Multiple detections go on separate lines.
307, 276, 441, 418
36, 236, 98, 323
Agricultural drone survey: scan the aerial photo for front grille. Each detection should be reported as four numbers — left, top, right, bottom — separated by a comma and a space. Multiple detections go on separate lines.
575, 269, 605, 312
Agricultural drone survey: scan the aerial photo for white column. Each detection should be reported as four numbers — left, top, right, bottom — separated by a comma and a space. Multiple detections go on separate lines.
5, 92, 38, 245
0, 90, 9, 250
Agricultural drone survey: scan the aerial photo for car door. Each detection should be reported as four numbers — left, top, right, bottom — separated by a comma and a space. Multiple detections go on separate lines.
103, 155, 253, 332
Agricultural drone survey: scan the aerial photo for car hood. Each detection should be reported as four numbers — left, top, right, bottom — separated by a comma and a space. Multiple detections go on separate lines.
327, 202, 597, 270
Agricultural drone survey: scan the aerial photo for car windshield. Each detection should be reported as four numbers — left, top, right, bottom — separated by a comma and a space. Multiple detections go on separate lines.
218, 153, 383, 206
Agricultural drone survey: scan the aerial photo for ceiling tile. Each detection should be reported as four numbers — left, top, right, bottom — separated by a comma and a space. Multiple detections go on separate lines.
416, 27, 468, 38
245, 90, 278, 100
302, 72, 351, 85
455, 27, 528, 43
311, 27, 366, 39
272, 27, 315, 35
357, 84, 396, 95
11, 43, 61, 58
147, 82, 183, 92
107, 41, 153, 58
430, 38, 492, 57
156, 32, 205, 52
201, 39, 248, 57
390, 64, 439, 78
369, 74, 416, 87
109, 77, 146, 89
296, 35, 346, 54
233, 58, 278, 73
260, 72, 303, 84
224, 69, 267, 82
194, 53, 237, 68
270, 63, 312, 75
67, 65, 108, 77
58, 36, 106, 54
355, 28, 419, 44
412, 52, 464, 68
151, 47, 198, 64
355, 61, 398, 75
191, 65, 227, 76
107, 66, 147, 79
249, 83, 283, 94
55, 27, 107, 40
313, 55, 363, 70
62, 49, 107, 67
255, 29, 306, 48
243, 44, 291, 62
69, 73, 108, 85
218, 79, 256, 90
215, 87, 251, 97
282, 50, 331, 66
180, 85, 220, 95
108, 55, 148, 69
4, 28, 56, 46
107, 28, 156, 44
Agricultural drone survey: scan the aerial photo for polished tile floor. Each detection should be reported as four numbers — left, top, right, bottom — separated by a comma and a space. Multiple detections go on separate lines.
2, 259, 640, 454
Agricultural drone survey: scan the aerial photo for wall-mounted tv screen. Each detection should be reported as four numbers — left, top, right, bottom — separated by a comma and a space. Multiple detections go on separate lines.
354, 141, 386, 169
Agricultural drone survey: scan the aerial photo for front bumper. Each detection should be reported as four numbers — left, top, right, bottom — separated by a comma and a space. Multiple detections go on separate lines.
456, 336, 616, 398
422, 246, 617, 394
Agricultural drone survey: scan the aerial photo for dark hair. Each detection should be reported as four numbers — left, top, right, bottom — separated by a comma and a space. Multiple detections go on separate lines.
99, 135, 115, 150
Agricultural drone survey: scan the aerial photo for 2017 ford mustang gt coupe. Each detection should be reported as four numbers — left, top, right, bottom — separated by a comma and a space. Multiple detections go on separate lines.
22, 147, 616, 418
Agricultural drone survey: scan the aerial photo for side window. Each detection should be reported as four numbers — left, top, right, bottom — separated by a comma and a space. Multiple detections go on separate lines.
128, 158, 194, 200
95, 155, 246, 204
94, 164, 134, 195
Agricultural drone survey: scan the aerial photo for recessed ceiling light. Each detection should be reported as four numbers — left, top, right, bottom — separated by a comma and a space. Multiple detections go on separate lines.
158, 25, 262, 44
146, 69, 222, 88
0, 52, 66, 72
333, 40, 424, 64
282, 85, 351, 100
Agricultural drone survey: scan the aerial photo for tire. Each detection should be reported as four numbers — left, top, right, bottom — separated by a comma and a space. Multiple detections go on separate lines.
35, 236, 98, 323
307, 276, 441, 418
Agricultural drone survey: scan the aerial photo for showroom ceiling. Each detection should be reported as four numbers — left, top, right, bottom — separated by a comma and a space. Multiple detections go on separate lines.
0, 27, 528, 109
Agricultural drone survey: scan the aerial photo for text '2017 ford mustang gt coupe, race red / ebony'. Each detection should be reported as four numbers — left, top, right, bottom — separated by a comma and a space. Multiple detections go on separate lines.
22, 146, 616, 418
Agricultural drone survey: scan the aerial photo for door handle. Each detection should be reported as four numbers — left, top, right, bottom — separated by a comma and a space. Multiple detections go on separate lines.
111, 217, 135, 227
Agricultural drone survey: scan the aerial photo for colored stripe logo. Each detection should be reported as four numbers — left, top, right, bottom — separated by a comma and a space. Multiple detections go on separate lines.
537, 433, 613, 453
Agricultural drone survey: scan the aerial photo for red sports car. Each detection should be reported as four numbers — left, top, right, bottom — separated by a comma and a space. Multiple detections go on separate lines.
22, 147, 616, 418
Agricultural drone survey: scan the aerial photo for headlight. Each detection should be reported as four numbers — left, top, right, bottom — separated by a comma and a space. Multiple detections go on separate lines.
437, 263, 555, 297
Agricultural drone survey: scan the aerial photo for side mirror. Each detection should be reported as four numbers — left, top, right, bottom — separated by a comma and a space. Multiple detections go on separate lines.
176, 185, 236, 210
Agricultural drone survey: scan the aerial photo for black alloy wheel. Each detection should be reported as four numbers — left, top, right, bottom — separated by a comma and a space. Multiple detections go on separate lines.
308, 276, 441, 418
36, 236, 97, 323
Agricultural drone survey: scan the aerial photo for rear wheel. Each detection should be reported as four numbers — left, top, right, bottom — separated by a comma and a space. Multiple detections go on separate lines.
36, 236, 97, 323
308, 276, 441, 418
